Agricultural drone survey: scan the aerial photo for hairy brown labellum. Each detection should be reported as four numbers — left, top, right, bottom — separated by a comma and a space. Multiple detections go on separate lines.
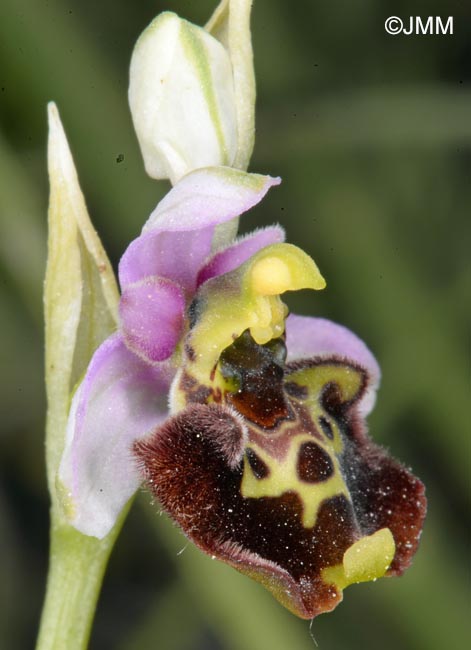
134, 333, 426, 618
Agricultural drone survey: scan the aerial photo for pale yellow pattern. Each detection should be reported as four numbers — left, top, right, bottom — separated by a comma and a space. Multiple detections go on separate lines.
240, 433, 350, 528
287, 364, 365, 455
314, 407, 343, 455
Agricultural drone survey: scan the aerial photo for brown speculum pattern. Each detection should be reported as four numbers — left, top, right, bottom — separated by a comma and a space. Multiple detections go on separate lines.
134, 331, 426, 618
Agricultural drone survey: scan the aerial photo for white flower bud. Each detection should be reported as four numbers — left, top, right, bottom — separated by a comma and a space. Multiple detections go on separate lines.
129, 12, 238, 184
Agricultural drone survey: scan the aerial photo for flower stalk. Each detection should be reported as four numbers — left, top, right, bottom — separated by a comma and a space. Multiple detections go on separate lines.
35, 517, 126, 650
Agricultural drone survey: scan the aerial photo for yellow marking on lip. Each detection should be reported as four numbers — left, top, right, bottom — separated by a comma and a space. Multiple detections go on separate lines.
322, 528, 395, 589
288, 364, 365, 405
240, 434, 350, 529
286, 363, 366, 455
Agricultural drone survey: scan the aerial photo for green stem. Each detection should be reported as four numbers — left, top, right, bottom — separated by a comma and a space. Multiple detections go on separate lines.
36, 510, 127, 650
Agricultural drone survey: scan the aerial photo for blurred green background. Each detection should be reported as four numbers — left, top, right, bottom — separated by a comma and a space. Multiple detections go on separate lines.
0, 0, 469, 648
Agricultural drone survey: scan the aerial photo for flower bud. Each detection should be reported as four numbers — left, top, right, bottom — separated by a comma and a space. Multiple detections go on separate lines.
129, 12, 238, 184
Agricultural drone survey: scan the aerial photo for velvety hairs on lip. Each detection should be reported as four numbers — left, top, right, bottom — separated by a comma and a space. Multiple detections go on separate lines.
134, 325, 426, 619
58, 164, 425, 618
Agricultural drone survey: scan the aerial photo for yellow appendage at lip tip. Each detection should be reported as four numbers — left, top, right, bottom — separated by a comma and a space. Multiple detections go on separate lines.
322, 528, 396, 590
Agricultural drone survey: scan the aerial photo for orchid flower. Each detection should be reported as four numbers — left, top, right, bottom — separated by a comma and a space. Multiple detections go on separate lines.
58, 161, 426, 618
39, 3, 426, 644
